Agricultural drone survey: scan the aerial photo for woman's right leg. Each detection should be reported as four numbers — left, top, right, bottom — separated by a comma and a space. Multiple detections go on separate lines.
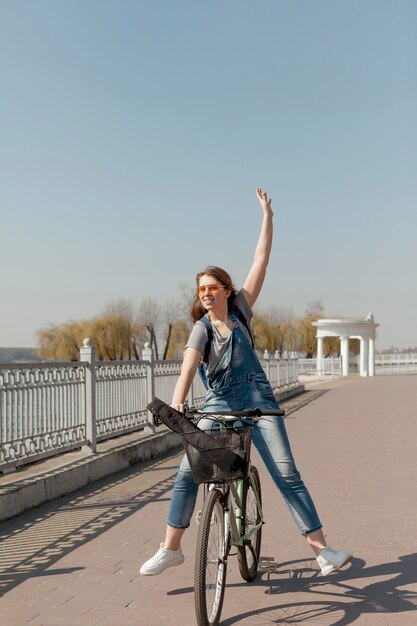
140, 453, 198, 575
141, 417, 218, 575
165, 415, 216, 537
165, 453, 199, 544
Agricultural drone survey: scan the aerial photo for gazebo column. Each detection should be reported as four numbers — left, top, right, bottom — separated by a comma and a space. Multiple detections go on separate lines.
359, 339, 365, 375
360, 338, 369, 376
316, 336, 324, 376
368, 338, 375, 376
340, 336, 349, 377
359, 338, 368, 377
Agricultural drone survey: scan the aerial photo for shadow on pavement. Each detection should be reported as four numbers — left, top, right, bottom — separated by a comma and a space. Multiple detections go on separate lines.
0, 451, 180, 597
219, 552, 417, 625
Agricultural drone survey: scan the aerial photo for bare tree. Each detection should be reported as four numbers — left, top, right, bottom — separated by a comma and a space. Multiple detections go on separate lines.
268, 305, 294, 326
296, 313, 318, 357
37, 325, 60, 360
178, 282, 194, 321
252, 312, 283, 353
36, 298, 147, 362
251, 305, 295, 354
138, 299, 161, 358
102, 299, 143, 359
305, 298, 324, 316
37, 321, 85, 361
162, 300, 181, 359
281, 320, 300, 353
165, 319, 190, 359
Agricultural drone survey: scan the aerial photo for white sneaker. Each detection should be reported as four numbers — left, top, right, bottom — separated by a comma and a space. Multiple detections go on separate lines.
316, 546, 353, 576
139, 543, 184, 576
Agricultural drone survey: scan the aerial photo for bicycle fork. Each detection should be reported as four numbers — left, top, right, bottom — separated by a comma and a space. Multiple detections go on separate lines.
230, 474, 263, 548
222, 480, 246, 550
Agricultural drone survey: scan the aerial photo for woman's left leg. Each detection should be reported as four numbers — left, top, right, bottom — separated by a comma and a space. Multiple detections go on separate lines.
252, 415, 353, 572
251, 415, 324, 545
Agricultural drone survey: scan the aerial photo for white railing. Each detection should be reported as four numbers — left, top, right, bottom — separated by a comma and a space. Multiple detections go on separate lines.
297, 354, 417, 379
261, 355, 299, 389
95, 361, 149, 441
298, 357, 342, 380
0, 362, 88, 470
375, 354, 417, 375
0, 342, 298, 472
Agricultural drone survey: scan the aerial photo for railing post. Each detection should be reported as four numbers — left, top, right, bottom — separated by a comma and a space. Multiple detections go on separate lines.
275, 353, 281, 389
263, 350, 270, 382
80, 338, 97, 453
142, 343, 155, 433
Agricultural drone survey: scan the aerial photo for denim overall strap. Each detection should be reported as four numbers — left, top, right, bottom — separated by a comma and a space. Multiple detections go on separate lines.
203, 311, 279, 412
196, 316, 213, 390
196, 314, 235, 391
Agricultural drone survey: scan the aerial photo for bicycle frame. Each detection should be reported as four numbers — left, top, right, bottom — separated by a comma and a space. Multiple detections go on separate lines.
214, 466, 263, 549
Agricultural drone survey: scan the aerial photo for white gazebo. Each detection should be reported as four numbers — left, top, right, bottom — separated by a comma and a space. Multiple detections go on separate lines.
312, 314, 379, 377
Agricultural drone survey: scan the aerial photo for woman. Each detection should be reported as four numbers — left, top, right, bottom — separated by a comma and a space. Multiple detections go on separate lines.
140, 188, 352, 577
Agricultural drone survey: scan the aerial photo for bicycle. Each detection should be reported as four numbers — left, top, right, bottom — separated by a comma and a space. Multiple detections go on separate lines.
147, 397, 285, 626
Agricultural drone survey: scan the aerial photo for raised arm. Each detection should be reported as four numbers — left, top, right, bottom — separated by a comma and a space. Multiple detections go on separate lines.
242, 187, 274, 309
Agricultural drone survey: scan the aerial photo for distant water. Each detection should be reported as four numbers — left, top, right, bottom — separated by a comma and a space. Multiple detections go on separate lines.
0, 347, 41, 363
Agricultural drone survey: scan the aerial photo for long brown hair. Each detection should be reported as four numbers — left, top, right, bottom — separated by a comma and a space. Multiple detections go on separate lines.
190, 266, 236, 323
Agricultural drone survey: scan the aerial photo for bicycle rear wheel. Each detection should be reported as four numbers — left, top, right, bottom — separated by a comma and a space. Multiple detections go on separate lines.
238, 465, 262, 582
194, 488, 228, 626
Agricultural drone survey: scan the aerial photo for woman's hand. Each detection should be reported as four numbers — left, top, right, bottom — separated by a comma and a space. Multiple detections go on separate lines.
256, 187, 273, 216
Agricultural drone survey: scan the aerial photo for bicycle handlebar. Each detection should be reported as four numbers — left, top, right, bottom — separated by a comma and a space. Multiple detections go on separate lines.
186, 406, 285, 418
147, 397, 285, 429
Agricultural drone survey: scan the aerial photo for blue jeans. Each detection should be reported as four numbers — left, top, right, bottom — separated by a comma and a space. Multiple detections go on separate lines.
167, 415, 322, 535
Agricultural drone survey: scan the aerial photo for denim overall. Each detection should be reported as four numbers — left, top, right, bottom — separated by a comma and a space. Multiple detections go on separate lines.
167, 312, 322, 535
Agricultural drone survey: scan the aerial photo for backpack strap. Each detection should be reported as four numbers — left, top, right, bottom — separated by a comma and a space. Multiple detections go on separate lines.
197, 315, 213, 364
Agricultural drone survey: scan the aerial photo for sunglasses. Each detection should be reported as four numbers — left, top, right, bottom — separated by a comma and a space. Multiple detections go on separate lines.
197, 284, 226, 296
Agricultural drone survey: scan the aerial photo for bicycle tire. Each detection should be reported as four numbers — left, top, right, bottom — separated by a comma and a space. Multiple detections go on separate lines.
194, 488, 228, 626
238, 465, 262, 582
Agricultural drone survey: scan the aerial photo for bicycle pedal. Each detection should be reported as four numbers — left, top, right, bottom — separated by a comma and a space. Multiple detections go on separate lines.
258, 556, 279, 571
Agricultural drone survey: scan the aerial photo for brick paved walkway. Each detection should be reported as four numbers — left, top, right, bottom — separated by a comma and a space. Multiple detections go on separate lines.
1, 375, 416, 625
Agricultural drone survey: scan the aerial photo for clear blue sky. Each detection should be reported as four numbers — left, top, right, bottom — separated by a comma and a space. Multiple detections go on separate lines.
1, 0, 416, 350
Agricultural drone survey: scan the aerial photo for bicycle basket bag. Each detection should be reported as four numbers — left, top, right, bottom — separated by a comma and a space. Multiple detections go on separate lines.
147, 398, 251, 484
182, 426, 252, 484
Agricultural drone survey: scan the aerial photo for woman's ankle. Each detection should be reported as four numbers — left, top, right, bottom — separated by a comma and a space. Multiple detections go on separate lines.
164, 526, 186, 550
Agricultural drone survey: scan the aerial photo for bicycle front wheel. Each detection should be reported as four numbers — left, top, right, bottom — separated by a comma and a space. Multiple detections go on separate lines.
194, 488, 228, 626
238, 465, 262, 582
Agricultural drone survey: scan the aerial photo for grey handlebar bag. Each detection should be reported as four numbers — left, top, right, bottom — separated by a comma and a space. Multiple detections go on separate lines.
147, 397, 246, 479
